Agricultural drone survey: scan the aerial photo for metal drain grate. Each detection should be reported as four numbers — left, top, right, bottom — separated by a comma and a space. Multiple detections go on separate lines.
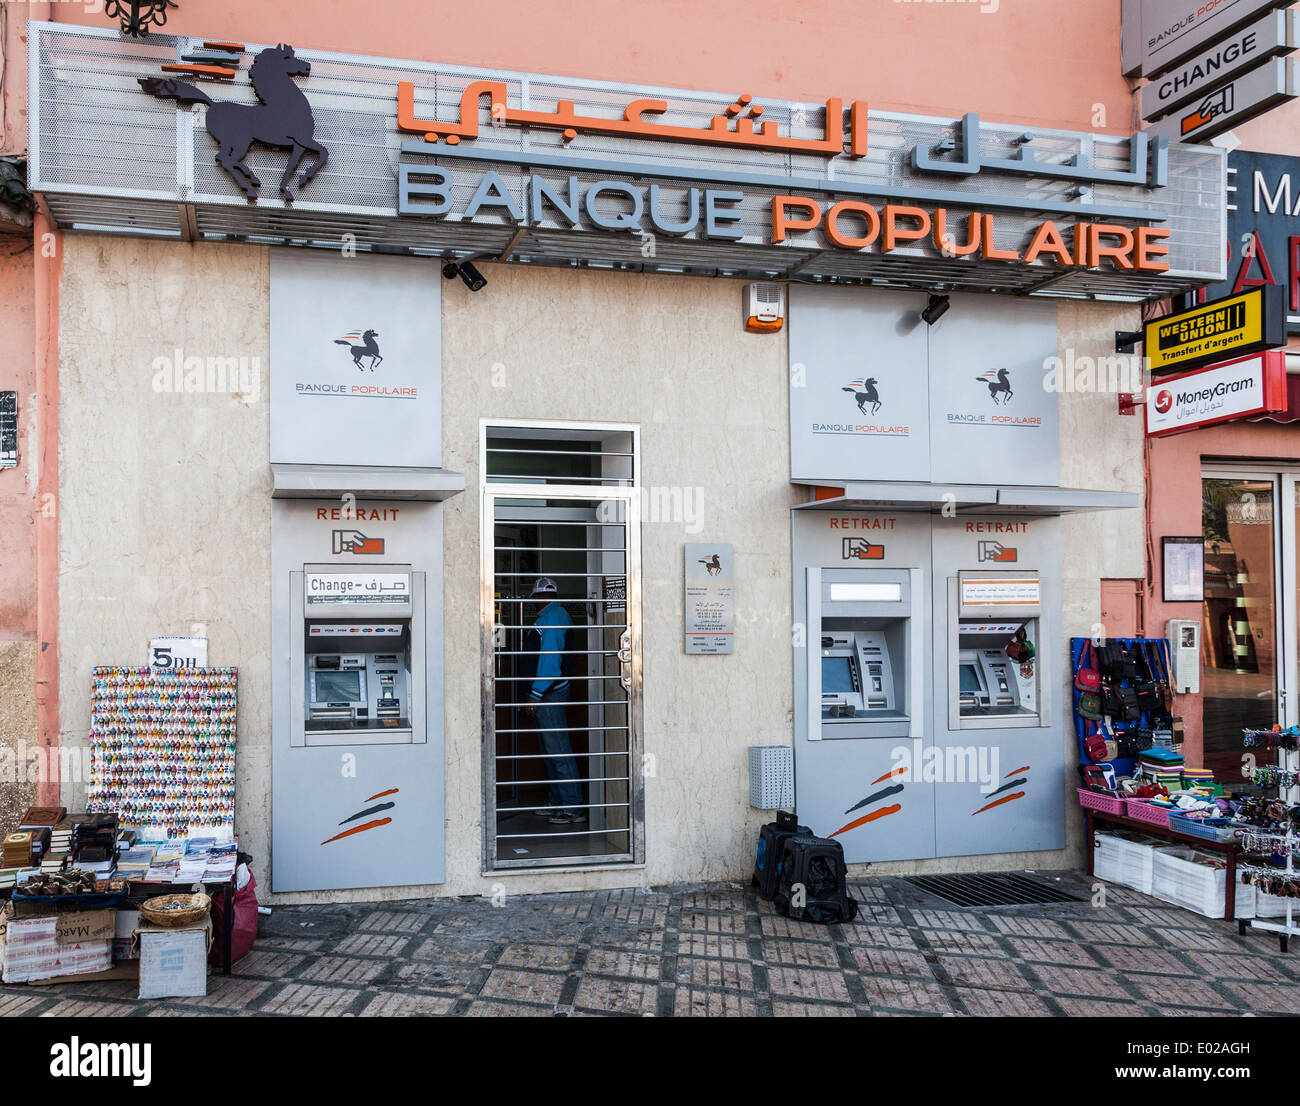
905, 872, 1079, 908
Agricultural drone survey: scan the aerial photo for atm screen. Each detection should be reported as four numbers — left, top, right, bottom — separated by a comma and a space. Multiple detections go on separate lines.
314, 669, 363, 704
959, 663, 983, 695
822, 656, 856, 693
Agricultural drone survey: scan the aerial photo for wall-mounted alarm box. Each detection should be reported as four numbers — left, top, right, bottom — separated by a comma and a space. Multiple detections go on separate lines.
744, 282, 784, 332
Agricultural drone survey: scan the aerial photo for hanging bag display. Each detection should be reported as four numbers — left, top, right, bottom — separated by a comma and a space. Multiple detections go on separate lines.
1078, 687, 1103, 720
1075, 640, 1101, 692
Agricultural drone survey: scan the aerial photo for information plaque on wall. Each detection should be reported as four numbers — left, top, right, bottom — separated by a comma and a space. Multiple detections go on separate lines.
684, 543, 734, 655
0, 391, 16, 470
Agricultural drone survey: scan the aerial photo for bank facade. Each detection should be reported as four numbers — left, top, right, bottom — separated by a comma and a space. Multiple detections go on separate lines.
5, 13, 1230, 902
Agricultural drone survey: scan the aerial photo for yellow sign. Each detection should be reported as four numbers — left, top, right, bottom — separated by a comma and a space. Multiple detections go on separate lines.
1145, 285, 1285, 374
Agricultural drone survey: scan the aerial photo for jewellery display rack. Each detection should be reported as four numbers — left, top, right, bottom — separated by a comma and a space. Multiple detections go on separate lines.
1238, 728, 1300, 953
86, 665, 238, 841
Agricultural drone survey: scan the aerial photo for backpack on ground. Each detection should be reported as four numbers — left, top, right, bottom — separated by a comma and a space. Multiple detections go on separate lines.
752, 811, 809, 901
772, 833, 859, 924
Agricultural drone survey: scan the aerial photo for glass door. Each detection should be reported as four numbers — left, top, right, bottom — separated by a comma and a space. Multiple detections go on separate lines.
1201, 473, 1280, 782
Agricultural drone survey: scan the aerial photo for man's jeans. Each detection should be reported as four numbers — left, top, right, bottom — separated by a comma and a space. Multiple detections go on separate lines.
535, 689, 583, 813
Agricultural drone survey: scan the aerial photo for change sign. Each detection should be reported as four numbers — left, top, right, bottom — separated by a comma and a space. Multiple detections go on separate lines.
1145, 55, 1300, 142
1145, 349, 1287, 436
1144, 284, 1284, 373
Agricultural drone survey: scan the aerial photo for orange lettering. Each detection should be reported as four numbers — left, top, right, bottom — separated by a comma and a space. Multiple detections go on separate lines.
882, 205, 931, 251
772, 196, 822, 243
980, 214, 1019, 261
1089, 224, 1135, 270
932, 209, 982, 256
825, 200, 880, 249
1135, 226, 1171, 273
1022, 221, 1074, 266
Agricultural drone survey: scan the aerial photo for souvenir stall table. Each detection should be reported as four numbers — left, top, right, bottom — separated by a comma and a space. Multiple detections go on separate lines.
0, 665, 245, 990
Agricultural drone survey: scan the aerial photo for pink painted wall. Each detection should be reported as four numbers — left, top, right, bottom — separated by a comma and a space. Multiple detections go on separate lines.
0, 236, 36, 640
23, 0, 1131, 134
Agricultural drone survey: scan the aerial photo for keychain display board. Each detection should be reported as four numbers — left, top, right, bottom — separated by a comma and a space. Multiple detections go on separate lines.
86, 666, 238, 841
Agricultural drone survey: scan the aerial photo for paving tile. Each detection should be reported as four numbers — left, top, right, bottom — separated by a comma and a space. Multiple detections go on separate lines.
758, 915, 838, 941
583, 948, 661, 980
986, 916, 1073, 939
674, 956, 755, 990
479, 968, 567, 1006
1128, 974, 1226, 1008
674, 987, 759, 1016
1221, 981, 1300, 1013
764, 939, 841, 969
358, 910, 429, 934
769, 999, 857, 1016
916, 930, 1006, 956
1090, 944, 1195, 975
298, 955, 386, 985
1053, 995, 1146, 1016
766, 965, 853, 1003
841, 925, 921, 951
358, 990, 456, 1016
408, 936, 496, 963
201, 976, 274, 1009
937, 955, 1033, 992
1032, 964, 1130, 999
859, 975, 954, 1014
1185, 952, 1292, 982
259, 982, 360, 1016
1001, 937, 1099, 967
848, 946, 933, 978
0, 993, 48, 1016
572, 975, 660, 1015
676, 932, 751, 960
391, 959, 480, 992
496, 943, 576, 971
234, 949, 308, 979
681, 911, 748, 935
464, 999, 555, 1016
37, 999, 138, 1017
956, 988, 1055, 1016
332, 932, 412, 958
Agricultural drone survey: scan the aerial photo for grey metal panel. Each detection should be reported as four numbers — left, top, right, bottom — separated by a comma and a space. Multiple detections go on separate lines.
28, 20, 1228, 301
793, 484, 1139, 515
271, 463, 466, 500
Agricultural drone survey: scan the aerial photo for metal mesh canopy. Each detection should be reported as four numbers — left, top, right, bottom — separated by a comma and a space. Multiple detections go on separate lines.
30, 22, 1226, 301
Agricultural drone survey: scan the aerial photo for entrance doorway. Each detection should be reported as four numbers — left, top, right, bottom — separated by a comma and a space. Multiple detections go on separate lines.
1199, 470, 1300, 782
480, 423, 643, 870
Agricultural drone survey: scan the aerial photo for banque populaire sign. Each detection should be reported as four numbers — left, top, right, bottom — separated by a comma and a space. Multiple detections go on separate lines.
28, 23, 1229, 299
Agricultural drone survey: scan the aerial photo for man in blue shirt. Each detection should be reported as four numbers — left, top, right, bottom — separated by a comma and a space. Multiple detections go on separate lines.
523, 577, 585, 825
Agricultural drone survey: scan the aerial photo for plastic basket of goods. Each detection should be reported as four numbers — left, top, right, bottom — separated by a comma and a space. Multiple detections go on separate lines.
140, 891, 211, 928
1167, 813, 1229, 842
1124, 799, 1171, 828
1077, 788, 1126, 815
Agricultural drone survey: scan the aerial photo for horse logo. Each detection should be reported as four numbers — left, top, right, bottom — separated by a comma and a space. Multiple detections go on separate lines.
139, 44, 328, 204
698, 554, 722, 577
842, 377, 881, 415
976, 368, 1013, 405
334, 329, 383, 371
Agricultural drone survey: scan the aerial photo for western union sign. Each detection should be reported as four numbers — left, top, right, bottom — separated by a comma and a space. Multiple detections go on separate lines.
1145, 285, 1285, 374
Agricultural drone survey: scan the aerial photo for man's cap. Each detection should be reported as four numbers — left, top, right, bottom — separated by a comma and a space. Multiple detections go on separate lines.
530, 577, 559, 597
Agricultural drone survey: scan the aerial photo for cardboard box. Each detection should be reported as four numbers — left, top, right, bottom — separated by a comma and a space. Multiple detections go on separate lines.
134, 916, 212, 1000
55, 908, 115, 944
0, 914, 111, 983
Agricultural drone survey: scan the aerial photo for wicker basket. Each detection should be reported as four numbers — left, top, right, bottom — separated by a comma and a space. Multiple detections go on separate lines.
140, 891, 211, 927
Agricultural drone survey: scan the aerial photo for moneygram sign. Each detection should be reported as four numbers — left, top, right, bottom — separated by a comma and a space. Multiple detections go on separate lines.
1144, 284, 1284, 373
1145, 349, 1287, 436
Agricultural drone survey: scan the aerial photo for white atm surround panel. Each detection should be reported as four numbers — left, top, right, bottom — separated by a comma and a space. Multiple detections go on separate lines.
792, 515, 936, 863
271, 500, 446, 893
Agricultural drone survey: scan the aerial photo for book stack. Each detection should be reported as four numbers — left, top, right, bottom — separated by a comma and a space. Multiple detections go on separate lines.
203, 841, 238, 883
2, 832, 33, 868
144, 842, 183, 883
0, 868, 21, 891
115, 845, 156, 881
1139, 747, 1185, 791
1182, 768, 1214, 791
72, 812, 119, 874
18, 806, 66, 831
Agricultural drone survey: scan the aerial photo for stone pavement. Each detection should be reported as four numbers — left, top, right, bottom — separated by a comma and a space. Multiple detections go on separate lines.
2, 869, 1297, 1016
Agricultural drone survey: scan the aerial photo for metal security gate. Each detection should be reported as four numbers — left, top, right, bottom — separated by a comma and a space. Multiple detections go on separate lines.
480, 424, 643, 870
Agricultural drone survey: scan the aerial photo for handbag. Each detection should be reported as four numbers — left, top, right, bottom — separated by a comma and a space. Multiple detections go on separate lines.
1075, 641, 1101, 691
1078, 689, 1102, 720
1084, 732, 1109, 763
1098, 640, 1141, 682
